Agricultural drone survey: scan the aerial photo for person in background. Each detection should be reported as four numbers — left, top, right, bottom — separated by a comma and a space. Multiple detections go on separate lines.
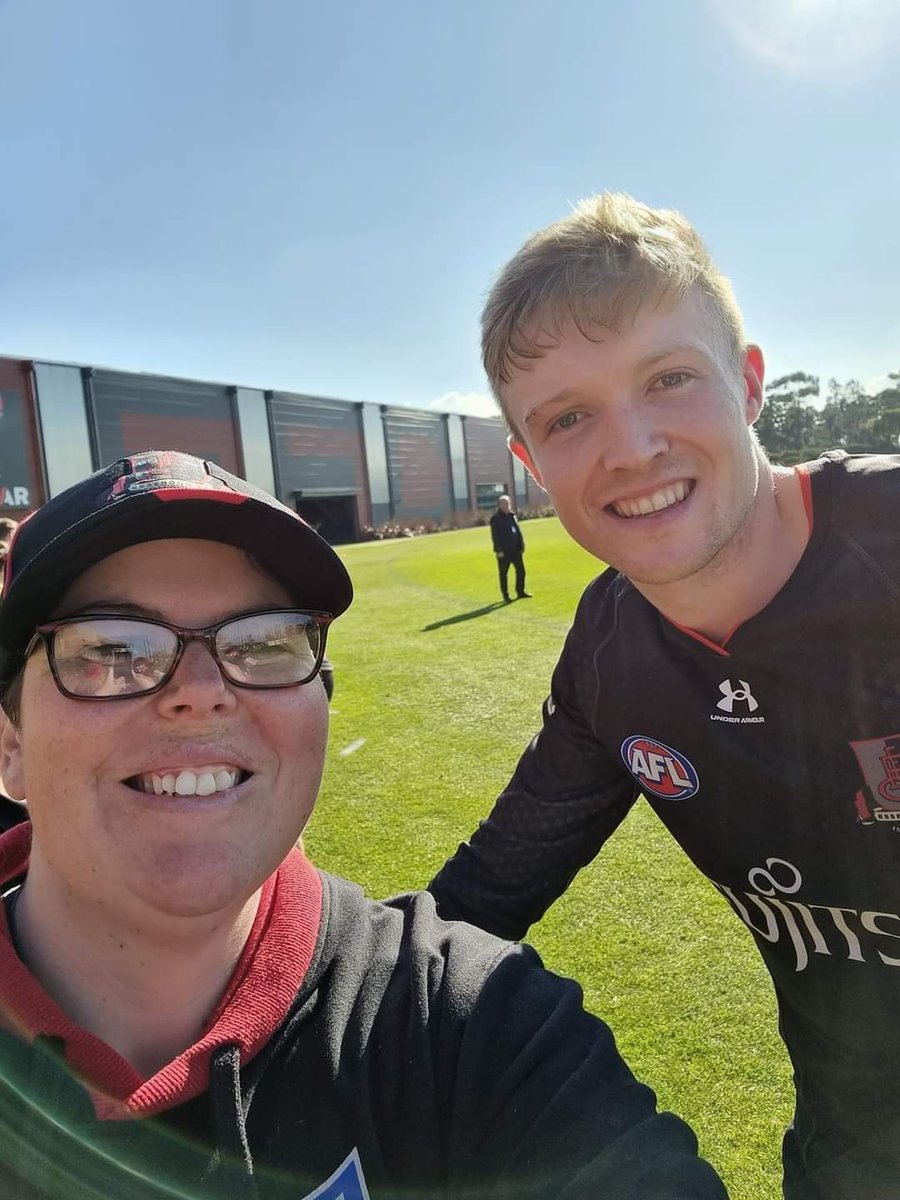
489, 493, 530, 602
0, 519, 25, 833
0, 519, 16, 592
0, 449, 727, 1200
429, 192, 900, 1199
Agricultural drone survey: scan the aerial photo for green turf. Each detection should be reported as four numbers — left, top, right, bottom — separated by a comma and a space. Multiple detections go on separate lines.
308, 516, 793, 1198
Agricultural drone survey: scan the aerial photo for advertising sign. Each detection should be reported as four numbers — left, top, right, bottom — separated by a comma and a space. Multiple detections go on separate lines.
0, 389, 34, 508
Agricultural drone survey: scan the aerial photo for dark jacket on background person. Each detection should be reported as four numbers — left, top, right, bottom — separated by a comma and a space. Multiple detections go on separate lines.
0, 824, 726, 1200
489, 508, 525, 557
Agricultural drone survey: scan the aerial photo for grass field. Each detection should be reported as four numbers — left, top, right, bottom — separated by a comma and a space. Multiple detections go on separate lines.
307, 516, 793, 1198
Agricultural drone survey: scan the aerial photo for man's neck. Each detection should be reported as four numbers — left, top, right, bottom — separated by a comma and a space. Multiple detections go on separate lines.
13, 859, 260, 1078
634, 464, 811, 645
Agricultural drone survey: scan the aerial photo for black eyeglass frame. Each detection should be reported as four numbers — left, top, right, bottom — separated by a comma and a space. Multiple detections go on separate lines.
25, 608, 334, 701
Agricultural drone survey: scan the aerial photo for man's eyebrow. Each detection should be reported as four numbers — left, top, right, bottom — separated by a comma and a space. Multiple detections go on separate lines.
523, 391, 575, 428
523, 342, 714, 422
637, 341, 713, 369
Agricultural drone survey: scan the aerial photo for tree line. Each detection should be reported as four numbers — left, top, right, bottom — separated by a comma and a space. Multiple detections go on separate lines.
754, 371, 900, 464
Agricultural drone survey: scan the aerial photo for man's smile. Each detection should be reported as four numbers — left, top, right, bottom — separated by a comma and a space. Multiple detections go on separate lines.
608, 479, 694, 519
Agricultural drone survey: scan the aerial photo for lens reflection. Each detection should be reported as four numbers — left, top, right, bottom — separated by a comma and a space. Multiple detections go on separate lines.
52, 620, 176, 697
216, 613, 321, 686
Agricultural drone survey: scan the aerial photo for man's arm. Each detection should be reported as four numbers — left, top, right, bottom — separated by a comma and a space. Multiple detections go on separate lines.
489, 512, 504, 555
447, 939, 727, 1199
429, 603, 637, 940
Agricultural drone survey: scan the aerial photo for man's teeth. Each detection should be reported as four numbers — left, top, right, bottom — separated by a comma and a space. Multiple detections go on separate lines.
612, 480, 689, 518
134, 768, 240, 796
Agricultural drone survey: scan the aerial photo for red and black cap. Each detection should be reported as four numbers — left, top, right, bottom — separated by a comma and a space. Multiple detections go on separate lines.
0, 450, 353, 687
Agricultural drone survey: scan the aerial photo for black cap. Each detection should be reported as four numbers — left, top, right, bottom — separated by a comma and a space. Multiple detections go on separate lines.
0, 450, 353, 687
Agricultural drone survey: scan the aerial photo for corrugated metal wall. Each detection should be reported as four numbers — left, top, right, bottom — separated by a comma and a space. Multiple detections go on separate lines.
525, 470, 547, 507
89, 370, 242, 474
463, 417, 512, 507
382, 408, 453, 521
464, 416, 546, 509
13, 353, 540, 534
269, 393, 371, 527
0, 358, 44, 516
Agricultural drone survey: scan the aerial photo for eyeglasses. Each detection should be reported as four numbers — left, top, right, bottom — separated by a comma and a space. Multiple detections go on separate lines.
26, 609, 333, 700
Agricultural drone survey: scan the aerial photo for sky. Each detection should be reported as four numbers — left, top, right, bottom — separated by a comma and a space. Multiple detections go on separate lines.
1, 0, 898, 419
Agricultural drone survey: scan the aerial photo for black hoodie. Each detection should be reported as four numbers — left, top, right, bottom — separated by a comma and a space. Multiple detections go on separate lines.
0, 824, 725, 1200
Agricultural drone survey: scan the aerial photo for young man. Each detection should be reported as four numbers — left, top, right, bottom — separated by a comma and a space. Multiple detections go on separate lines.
489, 494, 530, 602
0, 450, 726, 1200
429, 193, 900, 1198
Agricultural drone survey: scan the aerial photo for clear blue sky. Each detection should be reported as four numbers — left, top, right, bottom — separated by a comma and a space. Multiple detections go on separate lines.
2, 0, 898, 417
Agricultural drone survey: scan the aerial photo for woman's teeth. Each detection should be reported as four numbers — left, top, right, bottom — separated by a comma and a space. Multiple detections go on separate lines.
131, 768, 241, 796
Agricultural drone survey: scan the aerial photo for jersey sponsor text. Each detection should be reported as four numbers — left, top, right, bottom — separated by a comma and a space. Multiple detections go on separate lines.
717, 857, 900, 974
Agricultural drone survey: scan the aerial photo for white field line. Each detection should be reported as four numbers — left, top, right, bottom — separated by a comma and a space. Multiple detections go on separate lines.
339, 738, 367, 757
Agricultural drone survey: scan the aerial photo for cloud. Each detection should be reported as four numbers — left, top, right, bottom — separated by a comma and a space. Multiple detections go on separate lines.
866, 371, 899, 395
709, 0, 900, 80
427, 391, 501, 419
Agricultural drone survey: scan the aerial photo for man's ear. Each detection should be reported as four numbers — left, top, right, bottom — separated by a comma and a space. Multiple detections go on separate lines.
0, 712, 26, 801
507, 434, 544, 488
743, 345, 765, 426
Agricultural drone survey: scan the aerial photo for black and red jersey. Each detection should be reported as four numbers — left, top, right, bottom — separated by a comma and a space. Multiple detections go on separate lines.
430, 451, 900, 1196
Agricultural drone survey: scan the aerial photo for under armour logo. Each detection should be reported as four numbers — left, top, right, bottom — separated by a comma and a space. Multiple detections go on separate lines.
717, 679, 759, 713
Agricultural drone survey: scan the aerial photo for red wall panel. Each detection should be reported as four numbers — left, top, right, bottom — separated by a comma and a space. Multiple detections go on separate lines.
118, 412, 241, 474
0, 358, 44, 516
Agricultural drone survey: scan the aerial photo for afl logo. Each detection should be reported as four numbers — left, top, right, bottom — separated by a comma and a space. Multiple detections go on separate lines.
621, 735, 700, 801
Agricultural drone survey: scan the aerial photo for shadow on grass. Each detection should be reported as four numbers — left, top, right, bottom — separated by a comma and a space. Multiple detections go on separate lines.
421, 602, 510, 632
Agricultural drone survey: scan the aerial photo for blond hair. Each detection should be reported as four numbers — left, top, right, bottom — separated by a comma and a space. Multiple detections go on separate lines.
482, 193, 746, 422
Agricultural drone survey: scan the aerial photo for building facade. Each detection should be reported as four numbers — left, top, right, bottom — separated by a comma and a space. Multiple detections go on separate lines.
0, 357, 546, 541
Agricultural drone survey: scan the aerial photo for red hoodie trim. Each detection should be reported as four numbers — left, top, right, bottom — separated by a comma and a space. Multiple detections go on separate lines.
665, 465, 816, 653
0, 822, 322, 1121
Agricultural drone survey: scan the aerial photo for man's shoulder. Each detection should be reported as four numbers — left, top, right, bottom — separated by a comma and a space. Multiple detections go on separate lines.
807, 450, 900, 493
807, 451, 900, 537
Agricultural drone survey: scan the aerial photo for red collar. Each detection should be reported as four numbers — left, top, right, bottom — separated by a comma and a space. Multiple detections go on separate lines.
0, 823, 322, 1120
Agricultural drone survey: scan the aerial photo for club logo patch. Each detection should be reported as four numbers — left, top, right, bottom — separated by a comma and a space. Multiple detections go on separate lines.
621, 735, 700, 800
850, 734, 900, 825
107, 451, 233, 501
